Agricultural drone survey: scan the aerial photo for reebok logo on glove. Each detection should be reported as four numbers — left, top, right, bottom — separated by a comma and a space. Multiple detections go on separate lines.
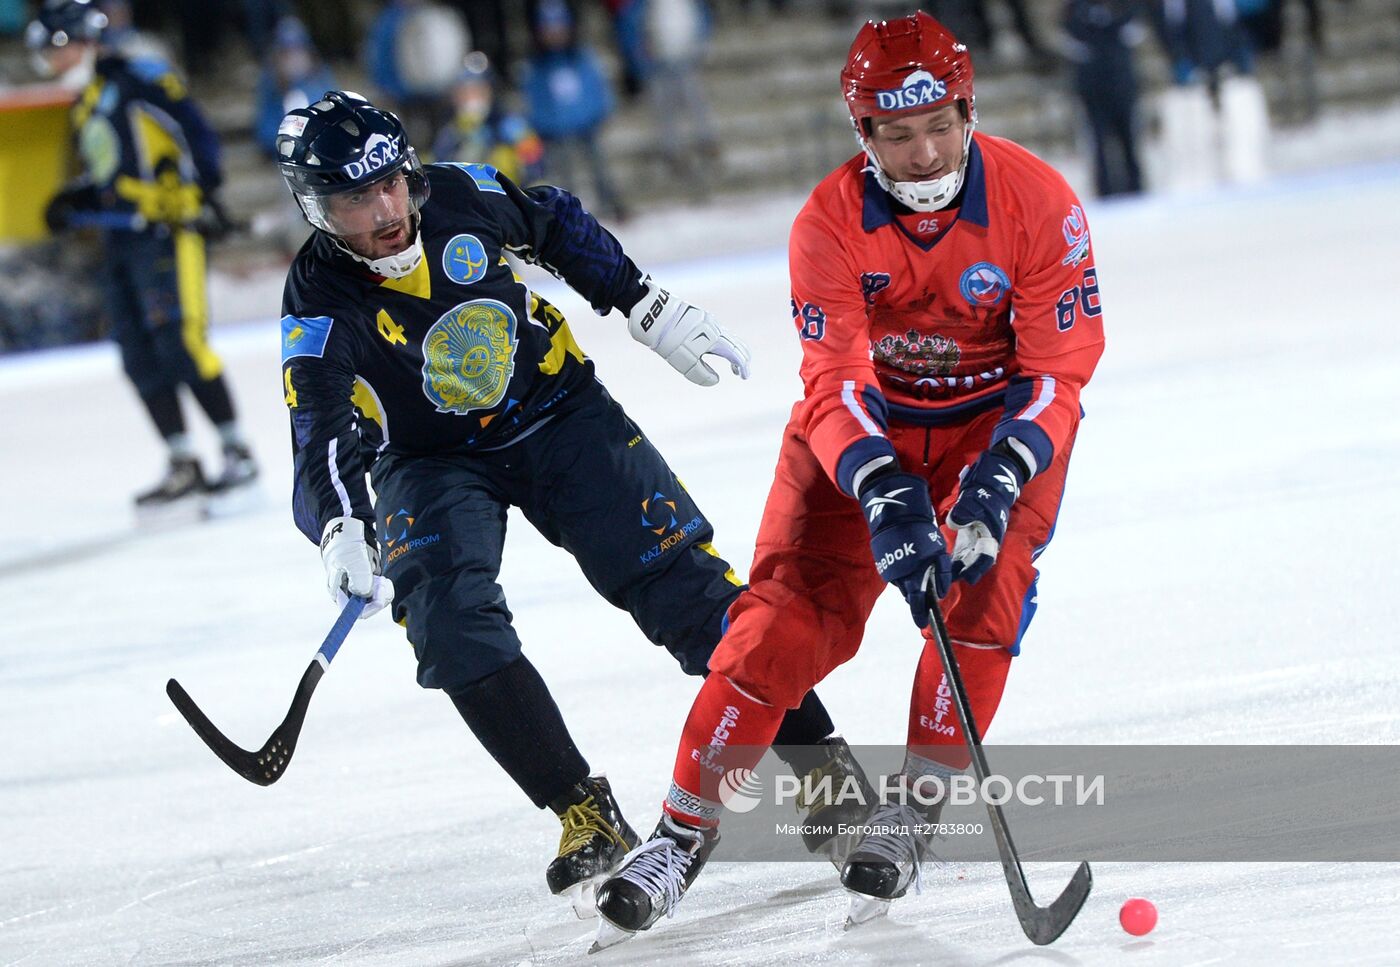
864, 487, 912, 523
875, 541, 918, 576
859, 470, 952, 623
992, 467, 1021, 498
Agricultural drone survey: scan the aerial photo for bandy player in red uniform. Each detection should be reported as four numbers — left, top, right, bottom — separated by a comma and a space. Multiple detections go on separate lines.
593, 11, 1105, 943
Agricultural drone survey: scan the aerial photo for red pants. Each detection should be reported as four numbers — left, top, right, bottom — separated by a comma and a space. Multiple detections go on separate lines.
709, 405, 1077, 747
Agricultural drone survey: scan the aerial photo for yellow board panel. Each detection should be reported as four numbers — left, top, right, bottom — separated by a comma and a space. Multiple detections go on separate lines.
0, 88, 75, 243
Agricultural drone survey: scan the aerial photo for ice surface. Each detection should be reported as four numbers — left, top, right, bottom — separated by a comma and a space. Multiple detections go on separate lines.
3, 163, 1400, 965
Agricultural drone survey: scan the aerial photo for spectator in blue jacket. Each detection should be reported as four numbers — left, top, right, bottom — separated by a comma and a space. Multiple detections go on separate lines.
254, 17, 336, 157
432, 52, 547, 185
522, 0, 626, 220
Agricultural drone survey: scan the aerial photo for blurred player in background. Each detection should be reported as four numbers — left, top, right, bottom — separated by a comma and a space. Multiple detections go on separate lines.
1062, 0, 1146, 197
275, 91, 859, 913
28, 0, 257, 509
596, 10, 1105, 943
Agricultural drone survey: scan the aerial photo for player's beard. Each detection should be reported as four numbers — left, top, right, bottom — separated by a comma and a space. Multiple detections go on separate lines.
335, 214, 424, 279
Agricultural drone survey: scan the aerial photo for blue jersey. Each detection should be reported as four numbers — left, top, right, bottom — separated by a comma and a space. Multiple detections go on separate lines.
280, 163, 648, 544
69, 55, 222, 226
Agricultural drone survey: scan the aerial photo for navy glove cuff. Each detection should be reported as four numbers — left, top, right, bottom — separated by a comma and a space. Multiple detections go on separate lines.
948, 448, 1026, 539
858, 469, 936, 534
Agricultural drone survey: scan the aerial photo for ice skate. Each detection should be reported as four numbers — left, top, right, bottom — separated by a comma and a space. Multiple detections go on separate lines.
775, 735, 875, 869
845, 892, 895, 928
206, 443, 259, 494
547, 776, 640, 919
134, 455, 206, 507
591, 814, 718, 950
205, 444, 265, 517
840, 799, 941, 928
133, 456, 208, 525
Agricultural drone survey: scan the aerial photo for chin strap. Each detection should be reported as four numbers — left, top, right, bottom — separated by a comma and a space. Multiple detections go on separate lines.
332, 217, 424, 279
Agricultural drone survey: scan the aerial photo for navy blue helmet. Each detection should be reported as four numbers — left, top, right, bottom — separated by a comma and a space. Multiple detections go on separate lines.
25, 0, 108, 50
275, 90, 430, 235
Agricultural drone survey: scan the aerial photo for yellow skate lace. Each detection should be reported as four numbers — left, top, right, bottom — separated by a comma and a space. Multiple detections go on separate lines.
557, 796, 629, 857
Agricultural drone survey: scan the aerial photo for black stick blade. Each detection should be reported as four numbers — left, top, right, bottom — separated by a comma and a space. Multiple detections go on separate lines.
926, 602, 1092, 946
1016, 860, 1093, 946
166, 660, 325, 786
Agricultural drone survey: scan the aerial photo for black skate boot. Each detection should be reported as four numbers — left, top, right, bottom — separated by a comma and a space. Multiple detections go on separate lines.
591, 814, 719, 950
546, 776, 640, 918
134, 456, 207, 508
774, 736, 875, 869
840, 795, 946, 927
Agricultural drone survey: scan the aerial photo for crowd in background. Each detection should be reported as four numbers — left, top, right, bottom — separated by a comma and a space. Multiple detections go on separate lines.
0, 0, 1340, 206
0, 0, 1355, 352
0, 0, 730, 223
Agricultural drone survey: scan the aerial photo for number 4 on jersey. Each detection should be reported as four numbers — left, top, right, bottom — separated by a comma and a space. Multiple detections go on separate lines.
376, 308, 408, 346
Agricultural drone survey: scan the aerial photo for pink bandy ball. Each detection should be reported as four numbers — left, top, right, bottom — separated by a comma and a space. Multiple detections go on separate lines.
1119, 897, 1158, 936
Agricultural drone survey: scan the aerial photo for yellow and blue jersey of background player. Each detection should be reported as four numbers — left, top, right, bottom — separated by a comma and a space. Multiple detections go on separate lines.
280, 162, 651, 545
68, 53, 222, 225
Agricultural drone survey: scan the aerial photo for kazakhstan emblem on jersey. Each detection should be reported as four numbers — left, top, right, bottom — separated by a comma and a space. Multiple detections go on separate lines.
422, 299, 518, 415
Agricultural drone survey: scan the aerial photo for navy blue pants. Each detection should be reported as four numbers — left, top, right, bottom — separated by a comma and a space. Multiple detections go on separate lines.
102, 227, 223, 399
372, 383, 742, 692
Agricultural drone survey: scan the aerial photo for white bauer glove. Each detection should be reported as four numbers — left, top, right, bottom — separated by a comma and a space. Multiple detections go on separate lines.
320, 516, 394, 619
627, 278, 751, 387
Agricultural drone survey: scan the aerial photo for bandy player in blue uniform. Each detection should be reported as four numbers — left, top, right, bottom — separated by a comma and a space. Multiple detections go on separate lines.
28, 0, 258, 507
274, 92, 858, 911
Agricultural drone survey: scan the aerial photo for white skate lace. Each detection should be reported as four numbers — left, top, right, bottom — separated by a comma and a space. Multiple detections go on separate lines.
853, 802, 927, 895
615, 834, 695, 919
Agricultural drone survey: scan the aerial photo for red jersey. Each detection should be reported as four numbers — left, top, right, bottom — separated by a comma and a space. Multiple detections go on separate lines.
788, 133, 1105, 495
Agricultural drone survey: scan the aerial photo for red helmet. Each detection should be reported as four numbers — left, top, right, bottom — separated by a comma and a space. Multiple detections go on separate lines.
840, 12, 975, 135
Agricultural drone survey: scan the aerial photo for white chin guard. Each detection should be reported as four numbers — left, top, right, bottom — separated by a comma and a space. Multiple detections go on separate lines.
862, 122, 975, 213
338, 231, 424, 279
870, 160, 964, 212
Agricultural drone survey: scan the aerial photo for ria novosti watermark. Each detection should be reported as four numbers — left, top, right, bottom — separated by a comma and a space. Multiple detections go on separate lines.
772, 771, 1106, 808
699, 745, 1400, 863
718, 766, 1105, 816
